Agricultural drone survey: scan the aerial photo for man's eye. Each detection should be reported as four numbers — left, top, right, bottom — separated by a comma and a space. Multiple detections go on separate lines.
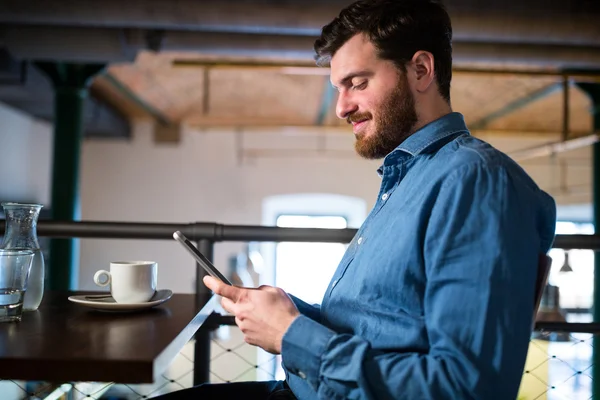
352, 81, 367, 90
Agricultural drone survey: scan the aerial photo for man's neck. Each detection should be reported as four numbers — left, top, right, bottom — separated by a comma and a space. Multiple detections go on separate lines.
413, 99, 453, 134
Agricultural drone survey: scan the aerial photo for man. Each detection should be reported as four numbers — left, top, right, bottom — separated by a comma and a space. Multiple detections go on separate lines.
159, 0, 556, 399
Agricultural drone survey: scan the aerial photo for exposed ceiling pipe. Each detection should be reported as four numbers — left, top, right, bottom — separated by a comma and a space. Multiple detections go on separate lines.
509, 134, 599, 162
1, 0, 599, 47
3, 26, 600, 70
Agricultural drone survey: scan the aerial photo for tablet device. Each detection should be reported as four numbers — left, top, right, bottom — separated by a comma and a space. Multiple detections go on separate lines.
173, 231, 232, 285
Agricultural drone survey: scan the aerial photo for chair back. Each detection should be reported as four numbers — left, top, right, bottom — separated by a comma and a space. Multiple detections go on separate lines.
532, 254, 552, 328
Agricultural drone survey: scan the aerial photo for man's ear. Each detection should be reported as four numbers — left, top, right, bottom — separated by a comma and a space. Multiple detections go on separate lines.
408, 51, 435, 93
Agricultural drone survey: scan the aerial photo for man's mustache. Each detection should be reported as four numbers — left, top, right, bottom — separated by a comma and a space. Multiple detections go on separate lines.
347, 112, 372, 125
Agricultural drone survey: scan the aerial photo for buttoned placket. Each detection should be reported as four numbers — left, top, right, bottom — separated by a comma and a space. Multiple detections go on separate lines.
322, 159, 409, 313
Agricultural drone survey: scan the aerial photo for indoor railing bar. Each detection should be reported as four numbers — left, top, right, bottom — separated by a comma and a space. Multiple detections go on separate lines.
0, 220, 595, 249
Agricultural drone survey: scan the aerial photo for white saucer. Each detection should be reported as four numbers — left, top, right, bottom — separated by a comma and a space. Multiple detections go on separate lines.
68, 289, 173, 312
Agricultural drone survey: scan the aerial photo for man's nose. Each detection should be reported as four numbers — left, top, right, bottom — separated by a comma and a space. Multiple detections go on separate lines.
335, 93, 358, 120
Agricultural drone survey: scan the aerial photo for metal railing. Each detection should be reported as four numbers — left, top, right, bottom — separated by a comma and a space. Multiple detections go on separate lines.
1, 220, 600, 399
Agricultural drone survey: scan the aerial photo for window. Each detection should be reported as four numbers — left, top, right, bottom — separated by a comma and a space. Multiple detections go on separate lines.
548, 221, 594, 316
258, 193, 366, 287
274, 214, 348, 304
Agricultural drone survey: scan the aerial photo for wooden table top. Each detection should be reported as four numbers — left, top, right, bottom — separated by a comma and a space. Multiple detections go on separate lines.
0, 291, 215, 383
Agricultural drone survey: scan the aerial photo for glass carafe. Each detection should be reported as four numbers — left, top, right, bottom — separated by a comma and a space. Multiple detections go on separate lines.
1, 203, 45, 311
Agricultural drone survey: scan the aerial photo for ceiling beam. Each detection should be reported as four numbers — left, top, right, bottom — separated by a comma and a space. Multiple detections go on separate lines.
99, 72, 172, 126
3, 26, 600, 70
0, 26, 139, 63
0, 0, 598, 47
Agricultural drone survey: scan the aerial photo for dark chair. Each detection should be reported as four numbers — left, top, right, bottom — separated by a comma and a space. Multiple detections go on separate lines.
532, 254, 552, 329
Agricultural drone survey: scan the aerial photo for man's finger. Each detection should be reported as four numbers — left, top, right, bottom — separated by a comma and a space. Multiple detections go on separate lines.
221, 297, 237, 314
203, 275, 242, 301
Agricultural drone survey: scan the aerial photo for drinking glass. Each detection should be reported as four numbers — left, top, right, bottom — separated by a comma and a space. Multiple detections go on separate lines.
0, 249, 35, 322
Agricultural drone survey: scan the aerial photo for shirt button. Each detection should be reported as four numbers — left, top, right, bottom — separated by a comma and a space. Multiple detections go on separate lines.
357, 237, 363, 245
381, 193, 389, 201
332, 279, 339, 288
298, 371, 307, 379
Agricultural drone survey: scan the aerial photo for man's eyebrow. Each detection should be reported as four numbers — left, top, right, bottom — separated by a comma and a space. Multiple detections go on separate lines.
331, 70, 373, 89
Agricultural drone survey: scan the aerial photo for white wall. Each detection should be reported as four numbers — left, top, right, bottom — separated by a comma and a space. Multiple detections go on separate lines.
79, 122, 382, 293
0, 103, 53, 205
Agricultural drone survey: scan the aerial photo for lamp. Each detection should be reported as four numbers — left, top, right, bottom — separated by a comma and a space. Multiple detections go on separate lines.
559, 250, 573, 273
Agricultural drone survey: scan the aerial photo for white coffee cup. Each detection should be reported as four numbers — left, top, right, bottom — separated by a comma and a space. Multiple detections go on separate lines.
93, 261, 157, 303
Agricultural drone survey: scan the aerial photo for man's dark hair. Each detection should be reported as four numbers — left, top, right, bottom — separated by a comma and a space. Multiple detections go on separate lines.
314, 0, 453, 103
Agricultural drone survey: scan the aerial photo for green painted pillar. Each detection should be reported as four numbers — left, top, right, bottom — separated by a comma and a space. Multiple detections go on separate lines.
577, 82, 600, 398
35, 63, 105, 290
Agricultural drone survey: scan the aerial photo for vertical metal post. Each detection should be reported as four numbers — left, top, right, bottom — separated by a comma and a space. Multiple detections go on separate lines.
577, 82, 600, 398
593, 141, 600, 400
194, 239, 215, 386
34, 62, 105, 290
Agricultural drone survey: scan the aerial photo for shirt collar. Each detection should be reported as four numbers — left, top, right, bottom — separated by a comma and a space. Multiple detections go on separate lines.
377, 112, 470, 176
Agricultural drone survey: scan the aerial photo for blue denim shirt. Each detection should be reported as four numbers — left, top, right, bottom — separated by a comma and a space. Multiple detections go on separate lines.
281, 112, 556, 400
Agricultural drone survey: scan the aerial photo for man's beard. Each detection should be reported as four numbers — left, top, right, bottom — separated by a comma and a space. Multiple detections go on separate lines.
348, 76, 418, 159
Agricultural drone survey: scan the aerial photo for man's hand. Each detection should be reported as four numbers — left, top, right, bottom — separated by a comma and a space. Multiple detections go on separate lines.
203, 276, 300, 354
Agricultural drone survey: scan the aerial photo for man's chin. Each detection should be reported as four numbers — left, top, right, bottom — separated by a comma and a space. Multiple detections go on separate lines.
355, 140, 385, 160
